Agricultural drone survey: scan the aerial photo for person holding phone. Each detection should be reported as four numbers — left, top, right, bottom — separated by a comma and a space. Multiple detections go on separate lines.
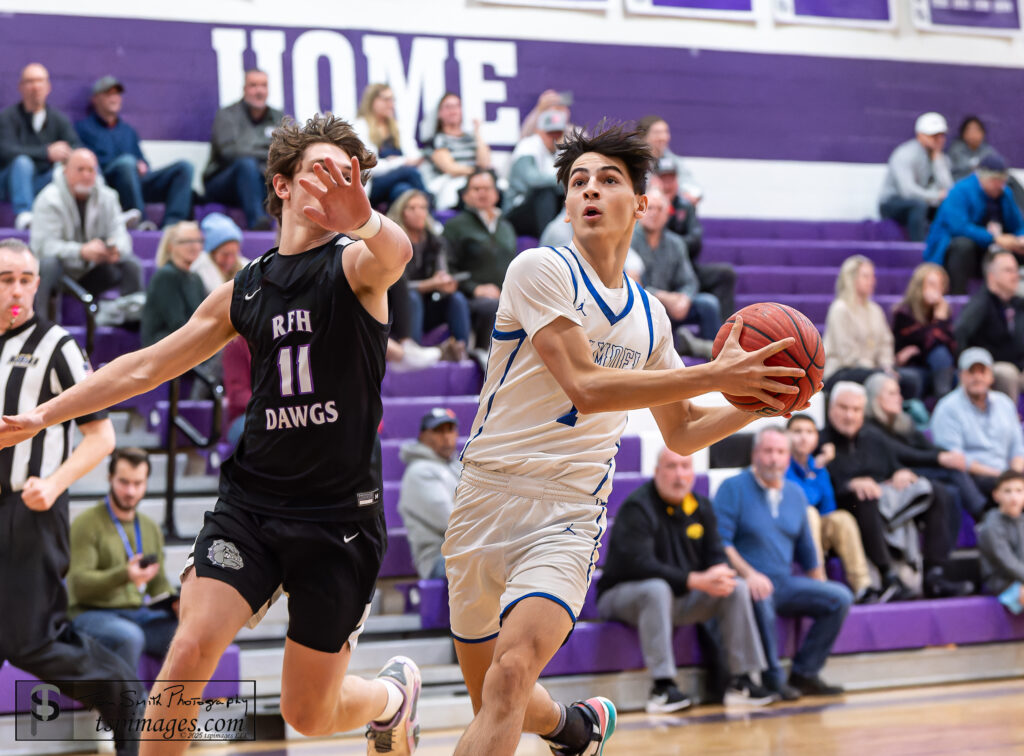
68, 447, 179, 673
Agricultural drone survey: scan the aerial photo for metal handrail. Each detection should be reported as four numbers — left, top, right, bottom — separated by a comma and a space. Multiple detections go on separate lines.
59, 275, 98, 356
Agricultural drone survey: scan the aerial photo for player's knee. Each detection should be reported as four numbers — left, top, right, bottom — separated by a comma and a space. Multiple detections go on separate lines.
280, 696, 334, 737
489, 648, 539, 696
161, 631, 212, 677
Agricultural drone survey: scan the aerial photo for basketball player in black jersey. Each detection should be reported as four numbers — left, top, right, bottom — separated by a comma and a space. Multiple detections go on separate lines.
0, 114, 422, 755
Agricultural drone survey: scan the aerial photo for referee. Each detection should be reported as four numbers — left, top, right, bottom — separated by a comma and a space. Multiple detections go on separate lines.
0, 238, 141, 756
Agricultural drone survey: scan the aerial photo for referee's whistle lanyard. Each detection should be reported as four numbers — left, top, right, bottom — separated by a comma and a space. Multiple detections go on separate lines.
105, 497, 145, 592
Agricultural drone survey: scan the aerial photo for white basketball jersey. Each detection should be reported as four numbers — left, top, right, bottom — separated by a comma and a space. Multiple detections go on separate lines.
461, 244, 682, 500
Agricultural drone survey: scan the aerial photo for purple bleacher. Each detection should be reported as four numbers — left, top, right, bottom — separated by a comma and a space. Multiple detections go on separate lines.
146, 400, 219, 446
193, 203, 249, 230
381, 361, 483, 398
517, 236, 539, 252
380, 396, 480, 440
0, 646, 240, 715
65, 326, 141, 366
732, 293, 968, 325
378, 527, 416, 578
701, 239, 923, 268
733, 266, 915, 296
701, 218, 906, 242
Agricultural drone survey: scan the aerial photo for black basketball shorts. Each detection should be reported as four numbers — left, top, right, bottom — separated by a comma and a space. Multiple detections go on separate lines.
186, 498, 386, 654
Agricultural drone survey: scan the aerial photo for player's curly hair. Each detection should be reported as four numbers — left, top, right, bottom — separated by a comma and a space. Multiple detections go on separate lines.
554, 120, 654, 195
265, 113, 378, 222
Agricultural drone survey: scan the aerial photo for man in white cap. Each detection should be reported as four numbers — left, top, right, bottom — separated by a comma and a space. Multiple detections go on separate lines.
505, 108, 566, 237
932, 346, 1024, 504
878, 112, 954, 241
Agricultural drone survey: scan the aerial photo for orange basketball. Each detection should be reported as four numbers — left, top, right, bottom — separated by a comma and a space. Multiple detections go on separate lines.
710, 302, 824, 417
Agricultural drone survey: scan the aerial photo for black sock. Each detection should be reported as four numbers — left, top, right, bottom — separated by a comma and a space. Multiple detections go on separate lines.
545, 704, 591, 750
653, 677, 675, 692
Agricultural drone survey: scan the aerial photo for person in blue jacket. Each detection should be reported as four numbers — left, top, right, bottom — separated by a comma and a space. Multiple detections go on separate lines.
923, 154, 1024, 295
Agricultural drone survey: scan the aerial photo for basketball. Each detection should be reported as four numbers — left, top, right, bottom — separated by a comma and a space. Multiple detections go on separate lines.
710, 302, 824, 417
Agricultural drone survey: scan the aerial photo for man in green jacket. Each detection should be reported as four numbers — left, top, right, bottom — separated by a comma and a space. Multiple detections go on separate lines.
69, 447, 177, 672
443, 168, 517, 348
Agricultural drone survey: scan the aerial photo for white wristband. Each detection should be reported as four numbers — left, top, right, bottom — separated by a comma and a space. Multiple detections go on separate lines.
351, 210, 383, 240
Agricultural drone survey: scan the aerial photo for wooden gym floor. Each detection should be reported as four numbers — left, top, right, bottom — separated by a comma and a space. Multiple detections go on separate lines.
138, 678, 1024, 755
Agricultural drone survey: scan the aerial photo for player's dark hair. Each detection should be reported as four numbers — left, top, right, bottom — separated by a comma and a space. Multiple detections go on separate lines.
554, 121, 654, 195
995, 469, 1024, 492
109, 447, 150, 476
265, 113, 378, 222
785, 413, 817, 430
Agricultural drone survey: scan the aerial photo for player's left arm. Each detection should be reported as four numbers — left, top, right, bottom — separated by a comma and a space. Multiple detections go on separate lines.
22, 417, 114, 511
298, 155, 412, 296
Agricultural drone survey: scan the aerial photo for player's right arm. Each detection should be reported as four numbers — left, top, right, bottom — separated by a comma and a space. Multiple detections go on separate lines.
532, 316, 801, 414
0, 281, 238, 449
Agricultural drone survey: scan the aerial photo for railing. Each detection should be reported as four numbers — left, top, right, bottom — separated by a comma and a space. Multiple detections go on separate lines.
162, 369, 224, 540
60, 275, 98, 356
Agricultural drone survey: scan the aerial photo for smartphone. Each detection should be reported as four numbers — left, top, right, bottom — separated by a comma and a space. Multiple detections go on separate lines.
138, 554, 159, 568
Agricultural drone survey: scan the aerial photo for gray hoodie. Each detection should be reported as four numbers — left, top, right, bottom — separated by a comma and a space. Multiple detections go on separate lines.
977, 508, 1024, 596
398, 440, 462, 580
29, 163, 133, 278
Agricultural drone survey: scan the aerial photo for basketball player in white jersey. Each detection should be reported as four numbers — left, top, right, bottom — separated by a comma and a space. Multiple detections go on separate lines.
444, 123, 811, 756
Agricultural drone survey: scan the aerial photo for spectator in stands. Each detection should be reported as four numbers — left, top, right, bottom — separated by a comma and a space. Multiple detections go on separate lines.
597, 448, 775, 712
822, 382, 971, 600
424, 93, 491, 210
932, 347, 1024, 503
443, 168, 514, 349
354, 83, 428, 207
398, 408, 461, 580
192, 212, 246, 294
0, 63, 80, 231
891, 263, 957, 398
69, 448, 177, 673
878, 111, 953, 242
505, 109, 566, 238
75, 75, 193, 230
518, 89, 571, 140
31, 148, 142, 315
0, 238, 140, 756
637, 115, 703, 205
923, 155, 1024, 294
388, 189, 470, 362
203, 68, 282, 230
786, 414, 876, 604
823, 255, 922, 399
953, 251, 1024, 404
976, 470, 1024, 610
864, 372, 986, 533
222, 334, 251, 448
714, 427, 851, 699
949, 116, 1003, 182
655, 160, 735, 318
632, 185, 720, 359
141, 221, 206, 347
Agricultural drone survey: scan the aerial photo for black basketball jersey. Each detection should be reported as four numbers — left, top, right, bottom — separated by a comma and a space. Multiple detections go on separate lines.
219, 234, 389, 521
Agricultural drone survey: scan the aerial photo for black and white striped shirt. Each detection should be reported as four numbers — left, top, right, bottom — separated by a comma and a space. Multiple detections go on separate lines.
0, 316, 106, 494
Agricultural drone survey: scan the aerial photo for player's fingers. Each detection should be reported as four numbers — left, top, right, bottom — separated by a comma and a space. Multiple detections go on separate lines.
1, 415, 24, 428
760, 379, 800, 394
311, 162, 336, 188
297, 177, 328, 199
348, 156, 361, 186
760, 366, 806, 379
302, 206, 329, 226
756, 336, 796, 358
725, 315, 743, 344
749, 390, 786, 410
323, 156, 347, 186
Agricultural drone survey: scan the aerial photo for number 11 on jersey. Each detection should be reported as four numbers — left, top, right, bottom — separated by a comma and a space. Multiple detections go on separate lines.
278, 345, 313, 397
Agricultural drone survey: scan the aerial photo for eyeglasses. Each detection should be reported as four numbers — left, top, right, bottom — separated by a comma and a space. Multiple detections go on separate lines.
174, 237, 204, 246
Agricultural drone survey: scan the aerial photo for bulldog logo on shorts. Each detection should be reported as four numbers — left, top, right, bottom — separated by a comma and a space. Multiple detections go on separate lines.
207, 539, 244, 570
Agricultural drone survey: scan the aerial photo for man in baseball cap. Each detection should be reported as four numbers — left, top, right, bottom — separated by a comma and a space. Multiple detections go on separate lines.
75, 75, 194, 228
398, 408, 462, 579
879, 111, 954, 241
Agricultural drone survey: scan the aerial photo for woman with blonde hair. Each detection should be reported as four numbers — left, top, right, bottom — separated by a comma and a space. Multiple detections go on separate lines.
891, 263, 956, 398
823, 255, 922, 398
143, 221, 207, 347
353, 83, 429, 207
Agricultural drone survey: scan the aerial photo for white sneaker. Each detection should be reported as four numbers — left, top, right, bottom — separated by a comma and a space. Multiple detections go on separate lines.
366, 655, 421, 755
120, 208, 143, 229
14, 211, 32, 231
723, 677, 778, 708
644, 684, 692, 714
391, 340, 442, 372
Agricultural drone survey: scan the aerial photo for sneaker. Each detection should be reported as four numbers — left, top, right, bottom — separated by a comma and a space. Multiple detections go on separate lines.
13, 211, 32, 231
723, 675, 777, 707
788, 672, 844, 697
120, 208, 143, 229
390, 340, 442, 372
645, 683, 692, 714
767, 682, 802, 701
365, 655, 421, 755
548, 697, 616, 756
138, 220, 159, 231
879, 573, 916, 603
854, 586, 881, 604
924, 567, 974, 599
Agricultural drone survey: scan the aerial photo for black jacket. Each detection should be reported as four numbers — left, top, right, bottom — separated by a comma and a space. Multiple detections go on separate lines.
597, 481, 725, 597
865, 418, 943, 469
822, 423, 904, 497
0, 103, 79, 172
954, 287, 1024, 368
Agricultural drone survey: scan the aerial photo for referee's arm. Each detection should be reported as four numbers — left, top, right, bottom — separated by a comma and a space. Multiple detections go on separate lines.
22, 418, 114, 511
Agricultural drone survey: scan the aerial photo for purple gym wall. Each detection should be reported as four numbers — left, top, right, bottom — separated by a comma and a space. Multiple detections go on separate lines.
2, 12, 1024, 163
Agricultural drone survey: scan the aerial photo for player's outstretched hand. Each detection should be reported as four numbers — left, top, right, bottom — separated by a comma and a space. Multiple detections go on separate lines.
298, 156, 373, 235
712, 317, 805, 410
0, 410, 46, 450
